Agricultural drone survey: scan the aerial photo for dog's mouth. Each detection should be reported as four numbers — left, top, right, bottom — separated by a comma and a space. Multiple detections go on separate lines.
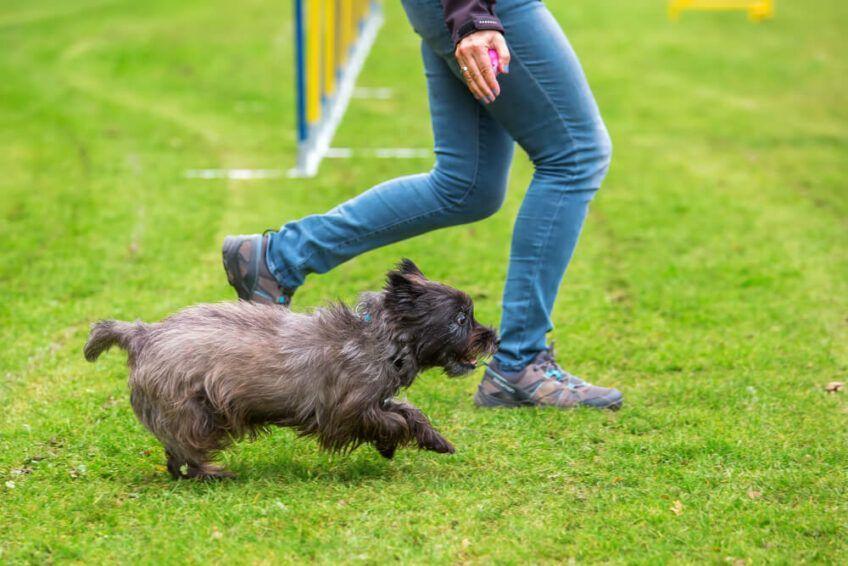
444, 327, 499, 377
452, 349, 493, 373
460, 352, 482, 369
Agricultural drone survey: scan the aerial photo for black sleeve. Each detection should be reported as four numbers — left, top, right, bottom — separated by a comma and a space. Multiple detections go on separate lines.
440, 0, 505, 46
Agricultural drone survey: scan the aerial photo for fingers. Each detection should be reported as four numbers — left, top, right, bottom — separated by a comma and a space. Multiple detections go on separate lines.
458, 60, 482, 101
492, 34, 511, 74
456, 38, 495, 103
459, 51, 492, 103
455, 31, 511, 104
471, 48, 500, 99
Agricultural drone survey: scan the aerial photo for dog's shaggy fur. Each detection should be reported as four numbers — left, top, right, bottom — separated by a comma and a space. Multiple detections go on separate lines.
84, 260, 498, 479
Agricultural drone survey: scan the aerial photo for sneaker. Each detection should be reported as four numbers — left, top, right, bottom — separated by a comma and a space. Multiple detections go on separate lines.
474, 346, 623, 410
222, 232, 295, 306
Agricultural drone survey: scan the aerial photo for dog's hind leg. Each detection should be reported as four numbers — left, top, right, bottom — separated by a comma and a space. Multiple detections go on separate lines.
165, 450, 181, 479
169, 401, 235, 480
164, 441, 234, 481
185, 462, 235, 480
166, 449, 233, 480
135, 389, 234, 480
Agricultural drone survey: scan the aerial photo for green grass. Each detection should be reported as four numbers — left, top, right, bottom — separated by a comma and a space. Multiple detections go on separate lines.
1, 0, 846, 562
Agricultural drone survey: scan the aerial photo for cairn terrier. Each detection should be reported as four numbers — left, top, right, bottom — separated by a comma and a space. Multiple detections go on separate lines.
84, 260, 498, 479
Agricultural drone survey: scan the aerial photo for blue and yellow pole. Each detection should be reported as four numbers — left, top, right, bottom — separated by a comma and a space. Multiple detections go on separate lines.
306, 0, 322, 126
339, 0, 350, 66
322, 0, 336, 101
294, 0, 383, 175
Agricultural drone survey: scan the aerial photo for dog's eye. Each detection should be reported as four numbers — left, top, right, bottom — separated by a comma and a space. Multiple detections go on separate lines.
456, 312, 467, 325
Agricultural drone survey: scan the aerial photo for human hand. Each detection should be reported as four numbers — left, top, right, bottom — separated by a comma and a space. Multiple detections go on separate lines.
454, 30, 510, 104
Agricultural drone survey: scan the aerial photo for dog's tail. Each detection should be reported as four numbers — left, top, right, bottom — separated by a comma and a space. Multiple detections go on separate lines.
84, 320, 146, 362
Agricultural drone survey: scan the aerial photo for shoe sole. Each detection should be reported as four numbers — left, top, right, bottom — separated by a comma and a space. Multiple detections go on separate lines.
584, 390, 624, 411
473, 389, 533, 409
603, 398, 624, 411
474, 384, 624, 411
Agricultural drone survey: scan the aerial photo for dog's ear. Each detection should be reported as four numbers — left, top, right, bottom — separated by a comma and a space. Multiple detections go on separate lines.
385, 270, 424, 298
397, 258, 426, 280
385, 262, 427, 310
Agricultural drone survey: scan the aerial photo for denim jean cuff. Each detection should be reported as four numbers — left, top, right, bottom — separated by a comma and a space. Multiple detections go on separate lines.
492, 353, 532, 373
265, 235, 302, 291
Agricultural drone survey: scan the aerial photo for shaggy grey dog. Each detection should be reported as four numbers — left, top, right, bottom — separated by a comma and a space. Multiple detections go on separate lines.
84, 260, 498, 479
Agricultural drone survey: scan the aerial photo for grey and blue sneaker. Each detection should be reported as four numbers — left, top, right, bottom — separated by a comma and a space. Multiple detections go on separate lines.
474, 347, 623, 410
222, 232, 295, 306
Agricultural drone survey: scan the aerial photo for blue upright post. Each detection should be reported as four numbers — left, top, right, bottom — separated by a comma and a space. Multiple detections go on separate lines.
294, 0, 307, 144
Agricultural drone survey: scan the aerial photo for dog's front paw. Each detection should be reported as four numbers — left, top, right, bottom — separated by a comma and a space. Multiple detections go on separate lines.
375, 442, 397, 459
421, 433, 455, 455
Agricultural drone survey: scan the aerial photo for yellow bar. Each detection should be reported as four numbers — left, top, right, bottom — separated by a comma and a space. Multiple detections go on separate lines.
346, 1, 355, 54
669, 0, 774, 21
306, 0, 322, 124
359, 0, 368, 24
323, 0, 335, 97
338, 0, 350, 65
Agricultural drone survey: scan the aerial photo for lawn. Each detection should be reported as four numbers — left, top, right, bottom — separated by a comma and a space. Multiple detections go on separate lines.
1, 0, 846, 563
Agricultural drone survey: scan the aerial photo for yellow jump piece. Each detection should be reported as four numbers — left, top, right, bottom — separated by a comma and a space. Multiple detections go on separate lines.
669, 0, 775, 22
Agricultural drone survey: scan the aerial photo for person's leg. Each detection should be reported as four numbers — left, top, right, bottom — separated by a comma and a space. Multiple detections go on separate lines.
477, 0, 613, 371
411, 0, 619, 409
264, 43, 514, 290
403, 0, 611, 371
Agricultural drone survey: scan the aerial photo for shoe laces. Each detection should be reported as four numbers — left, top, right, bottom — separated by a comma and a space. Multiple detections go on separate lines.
534, 343, 587, 390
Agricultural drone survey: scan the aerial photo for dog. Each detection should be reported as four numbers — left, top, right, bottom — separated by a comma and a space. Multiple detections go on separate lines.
84, 260, 499, 479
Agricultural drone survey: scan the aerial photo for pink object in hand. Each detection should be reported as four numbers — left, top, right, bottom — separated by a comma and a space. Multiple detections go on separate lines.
488, 49, 500, 75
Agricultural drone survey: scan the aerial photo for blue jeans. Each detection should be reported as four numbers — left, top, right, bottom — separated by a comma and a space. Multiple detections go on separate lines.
267, 0, 612, 371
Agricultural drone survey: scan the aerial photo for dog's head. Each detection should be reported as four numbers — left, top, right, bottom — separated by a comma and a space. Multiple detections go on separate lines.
383, 259, 499, 377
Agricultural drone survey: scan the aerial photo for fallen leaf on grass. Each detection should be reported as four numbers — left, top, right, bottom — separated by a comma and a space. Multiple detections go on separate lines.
670, 500, 684, 516
606, 289, 630, 304
747, 489, 762, 500
101, 396, 120, 409
825, 381, 844, 393
211, 527, 223, 540
69, 464, 87, 478
4, 481, 15, 489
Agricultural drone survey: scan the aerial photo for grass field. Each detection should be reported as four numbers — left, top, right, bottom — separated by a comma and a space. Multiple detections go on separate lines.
1, 0, 847, 563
